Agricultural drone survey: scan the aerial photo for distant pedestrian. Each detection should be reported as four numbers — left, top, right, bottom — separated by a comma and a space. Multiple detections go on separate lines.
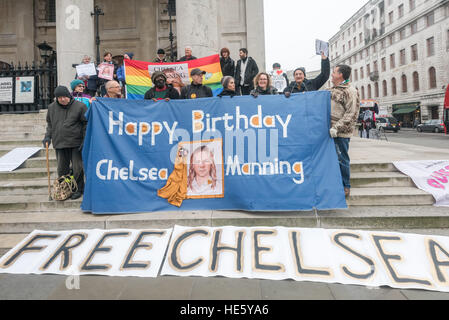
250, 72, 278, 97
329, 64, 360, 198
234, 48, 259, 95
220, 48, 235, 77
284, 52, 330, 96
218, 76, 237, 97
180, 68, 213, 99
42, 86, 87, 200
178, 46, 197, 62
144, 72, 180, 101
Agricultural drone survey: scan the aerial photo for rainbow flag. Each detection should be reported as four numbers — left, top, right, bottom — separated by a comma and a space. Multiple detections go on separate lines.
124, 54, 223, 99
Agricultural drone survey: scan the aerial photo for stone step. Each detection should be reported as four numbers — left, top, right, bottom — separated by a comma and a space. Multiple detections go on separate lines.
0, 206, 448, 235
0, 147, 55, 157
0, 195, 82, 212
0, 111, 47, 120
0, 168, 58, 180
0, 139, 42, 147
0, 179, 52, 196
0, 132, 46, 140
350, 162, 398, 173
19, 157, 57, 169
347, 187, 434, 206
350, 172, 414, 188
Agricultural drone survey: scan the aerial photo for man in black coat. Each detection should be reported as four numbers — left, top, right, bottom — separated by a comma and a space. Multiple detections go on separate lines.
181, 68, 213, 99
144, 72, 180, 101
178, 46, 197, 62
284, 52, 330, 95
234, 48, 259, 95
42, 86, 88, 200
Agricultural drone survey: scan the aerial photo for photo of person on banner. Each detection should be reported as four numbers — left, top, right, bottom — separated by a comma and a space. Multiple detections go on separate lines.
185, 140, 224, 199
98, 63, 114, 81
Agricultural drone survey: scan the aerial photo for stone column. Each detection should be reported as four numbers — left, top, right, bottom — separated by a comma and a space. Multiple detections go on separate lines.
56, 0, 95, 88
15, 0, 35, 63
246, 0, 266, 72
175, 0, 219, 59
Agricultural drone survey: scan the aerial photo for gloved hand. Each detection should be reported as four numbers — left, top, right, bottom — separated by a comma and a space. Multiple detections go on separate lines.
329, 128, 338, 138
251, 91, 259, 98
284, 91, 291, 98
42, 137, 51, 148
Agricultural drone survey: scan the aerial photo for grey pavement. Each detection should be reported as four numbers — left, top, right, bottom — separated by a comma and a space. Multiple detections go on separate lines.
372, 128, 449, 149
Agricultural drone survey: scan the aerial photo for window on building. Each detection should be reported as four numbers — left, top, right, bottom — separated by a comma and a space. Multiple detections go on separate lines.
400, 28, 406, 40
429, 67, 437, 88
361, 86, 365, 100
390, 53, 396, 68
411, 44, 418, 61
427, 37, 435, 56
400, 49, 406, 65
410, 21, 417, 34
46, 0, 56, 23
368, 84, 372, 99
392, 78, 397, 95
381, 58, 386, 72
398, 4, 404, 18
426, 11, 435, 27
354, 37, 357, 47
389, 34, 395, 45
411, 72, 419, 92
382, 80, 388, 96
373, 60, 378, 72
409, 0, 416, 11
372, 43, 377, 53
359, 33, 363, 44
381, 39, 386, 49
402, 75, 408, 93
367, 64, 371, 75
354, 69, 358, 81
360, 67, 364, 79
375, 82, 379, 97
389, 11, 394, 24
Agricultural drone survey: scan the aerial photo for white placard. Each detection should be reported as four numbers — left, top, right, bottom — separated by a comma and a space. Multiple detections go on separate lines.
15, 77, 35, 104
76, 63, 97, 77
394, 160, 449, 207
0, 147, 41, 172
0, 228, 173, 278
315, 39, 329, 57
0, 77, 13, 104
270, 70, 288, 92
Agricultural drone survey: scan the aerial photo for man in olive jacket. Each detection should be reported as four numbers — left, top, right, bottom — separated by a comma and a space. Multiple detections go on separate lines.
42, 86, 88, 200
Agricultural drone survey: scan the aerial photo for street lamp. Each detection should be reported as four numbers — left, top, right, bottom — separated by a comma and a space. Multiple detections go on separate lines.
167, 0, 176, 62
37, 41, 53, 64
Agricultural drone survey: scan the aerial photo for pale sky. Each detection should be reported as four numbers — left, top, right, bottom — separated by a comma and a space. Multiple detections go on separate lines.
264, 0, 368, 72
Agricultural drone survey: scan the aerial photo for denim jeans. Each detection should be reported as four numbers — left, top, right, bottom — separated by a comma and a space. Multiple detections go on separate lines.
334, 138, 351, 189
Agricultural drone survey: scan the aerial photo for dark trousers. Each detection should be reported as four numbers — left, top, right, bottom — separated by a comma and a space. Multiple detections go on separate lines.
55, 148, 85, 193
238, 85, 252, 96
334, 138, 351, 189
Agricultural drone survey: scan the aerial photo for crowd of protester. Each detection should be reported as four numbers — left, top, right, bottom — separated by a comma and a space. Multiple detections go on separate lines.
44, 45, 359, 201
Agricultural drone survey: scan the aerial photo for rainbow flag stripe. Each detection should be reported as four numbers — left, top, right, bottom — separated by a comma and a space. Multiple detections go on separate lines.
124, 54, 223, 99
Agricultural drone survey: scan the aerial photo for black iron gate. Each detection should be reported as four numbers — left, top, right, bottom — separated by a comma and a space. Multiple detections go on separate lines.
0, 61, 57, 114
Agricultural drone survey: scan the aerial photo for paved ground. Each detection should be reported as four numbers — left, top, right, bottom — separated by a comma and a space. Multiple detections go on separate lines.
375, 128, 449, 149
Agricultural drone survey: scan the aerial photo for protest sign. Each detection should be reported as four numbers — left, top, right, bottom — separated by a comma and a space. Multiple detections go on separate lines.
394, 160, 449, 207
3, 226, 449, 293
98, 63, 114, 81
76, 63, 97, 78
0, 77, 13, 104
315, 39, 329, 57
270, 70, 288, 92
81, 91, 347, 214
15, 77, 35, 103
0, 147, 41, 172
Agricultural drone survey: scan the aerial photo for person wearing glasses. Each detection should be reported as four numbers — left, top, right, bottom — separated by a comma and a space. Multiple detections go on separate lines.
70, 80, 92, 108
103, 80, 123, 99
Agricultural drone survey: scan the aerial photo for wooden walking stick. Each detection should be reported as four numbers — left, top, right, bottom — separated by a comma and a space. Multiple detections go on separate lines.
46, 142, 52, 201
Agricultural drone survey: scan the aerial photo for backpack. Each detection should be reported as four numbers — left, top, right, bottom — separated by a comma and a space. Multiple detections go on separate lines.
51, 175, 78, 201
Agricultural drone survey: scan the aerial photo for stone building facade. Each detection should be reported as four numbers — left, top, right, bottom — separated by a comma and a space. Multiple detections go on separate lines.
0, 0, 265, 87
328, 0, 449, 127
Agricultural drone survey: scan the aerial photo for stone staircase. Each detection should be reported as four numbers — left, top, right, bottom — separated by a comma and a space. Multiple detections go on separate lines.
0, 111, 444, 255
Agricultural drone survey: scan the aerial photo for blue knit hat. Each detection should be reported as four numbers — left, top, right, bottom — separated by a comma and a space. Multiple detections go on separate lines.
71, 79, 84, 91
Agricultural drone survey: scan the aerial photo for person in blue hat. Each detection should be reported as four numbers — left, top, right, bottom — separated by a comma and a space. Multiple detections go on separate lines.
70, 79, 92, 108
117, 53, 134, 90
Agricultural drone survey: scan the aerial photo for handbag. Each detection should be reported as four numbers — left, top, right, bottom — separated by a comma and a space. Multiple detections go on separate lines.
51, 175, 78, 201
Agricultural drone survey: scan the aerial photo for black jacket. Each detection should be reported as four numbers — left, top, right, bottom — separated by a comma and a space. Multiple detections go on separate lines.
218, 89, 237, 97
235, 57, 259, 89
178, 56, 197, 62
220, 57, 235, 77
45, 99, 88, 149
144, 85, 180, 100
181, 83, 213, 99
284, 58, 330, 94
250, 86, 278, 96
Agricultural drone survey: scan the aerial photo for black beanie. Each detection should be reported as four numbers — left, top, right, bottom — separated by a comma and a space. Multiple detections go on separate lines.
54, 86, 71, 98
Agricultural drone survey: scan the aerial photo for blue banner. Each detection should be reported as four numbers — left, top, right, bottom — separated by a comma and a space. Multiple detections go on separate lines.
82, 92, 347, 214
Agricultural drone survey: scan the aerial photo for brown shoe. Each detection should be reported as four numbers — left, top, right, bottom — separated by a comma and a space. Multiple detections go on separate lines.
344, 188, 351, 197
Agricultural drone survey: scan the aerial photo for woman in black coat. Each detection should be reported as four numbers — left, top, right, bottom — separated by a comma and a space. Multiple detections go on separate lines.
218, 76, 238, 97
220, 48, 236, 77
